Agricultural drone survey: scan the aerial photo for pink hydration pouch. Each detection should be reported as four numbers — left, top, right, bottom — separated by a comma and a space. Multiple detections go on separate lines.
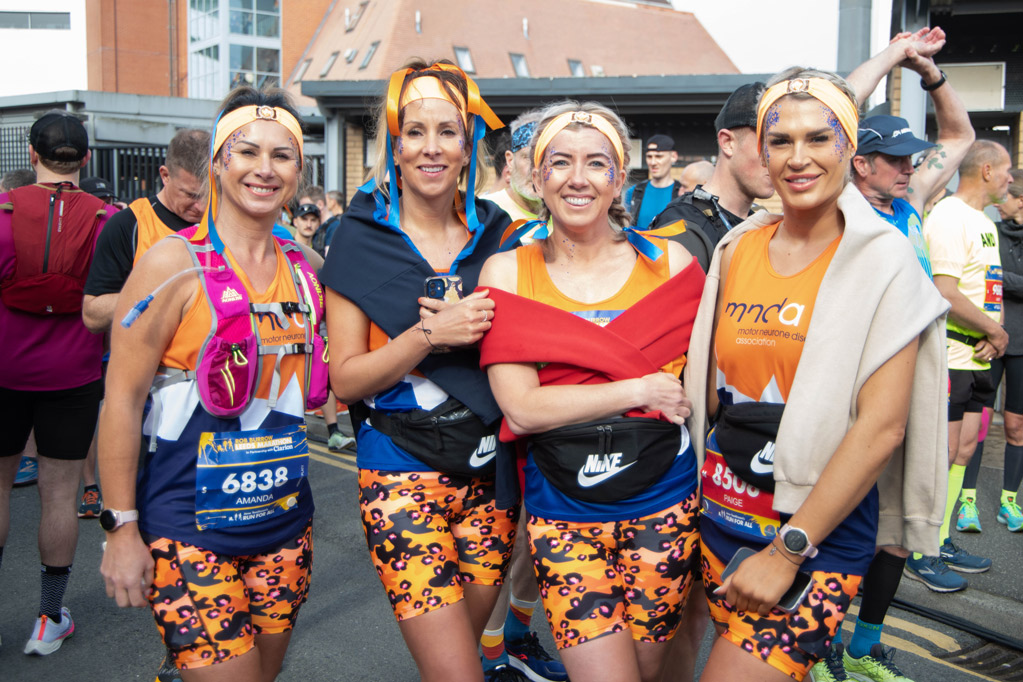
172, 230, 259, 418
283, 247, 329, 410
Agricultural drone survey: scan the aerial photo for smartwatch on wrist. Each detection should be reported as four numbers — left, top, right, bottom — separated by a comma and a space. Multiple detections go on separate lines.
920, 70, 947, 92
778, 524, 819, 558
99, 508, 139, 532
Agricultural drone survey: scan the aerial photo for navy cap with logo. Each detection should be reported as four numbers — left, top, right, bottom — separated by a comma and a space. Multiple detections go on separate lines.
29, 110, 89, 162
857, 115, 936, 157
646, 134, 676, 152
294, 203, 320, 219
715, 82, 766, 132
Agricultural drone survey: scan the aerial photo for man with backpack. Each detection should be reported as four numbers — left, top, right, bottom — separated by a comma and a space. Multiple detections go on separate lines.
0, 110, 114, 655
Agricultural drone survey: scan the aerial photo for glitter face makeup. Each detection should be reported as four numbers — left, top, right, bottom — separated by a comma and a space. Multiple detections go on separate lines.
820, 105, 848, 162
223, 130, 245, 170
762, 103, 781, 161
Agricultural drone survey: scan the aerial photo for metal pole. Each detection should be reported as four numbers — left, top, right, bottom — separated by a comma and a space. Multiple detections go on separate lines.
838, 0, 873, 75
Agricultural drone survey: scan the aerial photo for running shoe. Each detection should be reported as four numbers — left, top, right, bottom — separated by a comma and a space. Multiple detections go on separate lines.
997, 498, 1023, 532
956, 498, 982, 533
844, 643, 913, 681
903, 554, 967, 592
23, 607, 74, 655
327, 431, 356, 452
78, 488, 103, 519
506, 632, 569, 682
14, 456, 38, 486
156, 652, 182, 681
939, 538, 991, 573
485, 664, 529, 682
808, 643, 849, 681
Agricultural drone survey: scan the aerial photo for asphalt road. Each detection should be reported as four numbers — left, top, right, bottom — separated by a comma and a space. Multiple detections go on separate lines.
1, 415, 1020, 681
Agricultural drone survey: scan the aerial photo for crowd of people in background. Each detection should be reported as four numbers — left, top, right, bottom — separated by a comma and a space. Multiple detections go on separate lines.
1, 23, 1021, 682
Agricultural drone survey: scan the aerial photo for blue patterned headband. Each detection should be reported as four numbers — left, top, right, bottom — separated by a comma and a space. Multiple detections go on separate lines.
510, 121, 538, 153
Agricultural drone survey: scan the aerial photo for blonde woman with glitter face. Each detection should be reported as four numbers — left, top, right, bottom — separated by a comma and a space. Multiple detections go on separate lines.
478, 100, 707, 682
685, 69, 950, 681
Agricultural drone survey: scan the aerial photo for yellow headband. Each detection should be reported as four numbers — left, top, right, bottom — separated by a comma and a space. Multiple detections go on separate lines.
533, 111, 624, 169
213, 105, 304, 161
205, 105, 303, 239
386, 63, 503, 137
756, 77, 859, 154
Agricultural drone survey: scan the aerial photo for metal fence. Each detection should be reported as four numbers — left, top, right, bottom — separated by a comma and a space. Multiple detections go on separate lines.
0, 136, 324, 202
0, 126, 31, 174
86, 146, 167, 202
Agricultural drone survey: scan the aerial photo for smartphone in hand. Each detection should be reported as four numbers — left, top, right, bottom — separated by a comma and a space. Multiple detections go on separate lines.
424, 275, 463, 303
720, 545, 813, 613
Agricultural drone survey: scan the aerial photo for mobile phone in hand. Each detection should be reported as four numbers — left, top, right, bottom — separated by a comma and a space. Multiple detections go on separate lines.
424, 275, 463, 303
720, 545, 813, 613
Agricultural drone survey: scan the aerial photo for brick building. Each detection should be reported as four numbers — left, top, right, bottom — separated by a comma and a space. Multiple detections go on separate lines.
294, 0, 743, 202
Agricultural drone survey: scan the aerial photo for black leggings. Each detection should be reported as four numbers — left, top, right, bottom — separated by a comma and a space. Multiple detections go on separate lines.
988, 354, 1023, 414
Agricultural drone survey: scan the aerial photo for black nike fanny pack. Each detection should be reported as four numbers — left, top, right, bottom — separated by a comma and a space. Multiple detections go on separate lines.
529, 417, 682, 503
369, 397, 498, 477
713, 402, 785, 493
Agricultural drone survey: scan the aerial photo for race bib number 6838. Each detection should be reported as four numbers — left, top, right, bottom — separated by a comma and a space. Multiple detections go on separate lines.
195, 423, 309, 531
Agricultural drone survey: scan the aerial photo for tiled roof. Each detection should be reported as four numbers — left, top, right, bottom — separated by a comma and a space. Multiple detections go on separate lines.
288, 0, 737, 104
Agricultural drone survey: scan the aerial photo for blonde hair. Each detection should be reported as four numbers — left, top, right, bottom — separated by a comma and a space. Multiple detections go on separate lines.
369, 58, 487, 200
529, 100, 633, 231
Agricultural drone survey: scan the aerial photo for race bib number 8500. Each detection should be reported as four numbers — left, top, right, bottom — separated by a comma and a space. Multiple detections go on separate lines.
195, 423, 309, 531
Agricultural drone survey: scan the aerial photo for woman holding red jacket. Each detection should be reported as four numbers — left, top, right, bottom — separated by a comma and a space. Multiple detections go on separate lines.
478, 100, 706, 682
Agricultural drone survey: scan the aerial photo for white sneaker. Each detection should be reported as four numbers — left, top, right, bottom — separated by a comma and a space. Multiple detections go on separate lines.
24, 607, 74, 655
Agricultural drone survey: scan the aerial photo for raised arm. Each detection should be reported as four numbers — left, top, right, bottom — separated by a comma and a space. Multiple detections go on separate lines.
847, 27, 945, 108
903, 55, 974, 216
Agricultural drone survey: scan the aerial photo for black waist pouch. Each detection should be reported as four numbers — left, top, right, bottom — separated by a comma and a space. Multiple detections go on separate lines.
714, 402, 785, 493
529, 417, 682, 503
370, 397, 497, 477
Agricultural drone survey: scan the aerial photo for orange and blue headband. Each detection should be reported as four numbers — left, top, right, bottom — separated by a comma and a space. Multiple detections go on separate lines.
533, 111, 624, 169
756, 77, 859, 154
373, 63, 504, 236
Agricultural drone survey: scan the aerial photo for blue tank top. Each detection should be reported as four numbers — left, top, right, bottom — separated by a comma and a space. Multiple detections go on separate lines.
875, 198, 932, 277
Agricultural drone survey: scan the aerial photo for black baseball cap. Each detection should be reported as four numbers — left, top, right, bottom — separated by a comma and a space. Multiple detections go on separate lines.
857, 115, 936, 157
295, 203, 320, 219
645, 134, 676, 152
29, 110, 89, 161
715, 82, 765, 132
80, 176, 115, 199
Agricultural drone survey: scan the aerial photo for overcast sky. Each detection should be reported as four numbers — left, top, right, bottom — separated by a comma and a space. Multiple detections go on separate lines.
671, 0, 844, 75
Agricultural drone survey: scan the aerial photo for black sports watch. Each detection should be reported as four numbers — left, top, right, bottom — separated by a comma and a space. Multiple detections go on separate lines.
99, 508, 139, 532
778, 524, 819, 558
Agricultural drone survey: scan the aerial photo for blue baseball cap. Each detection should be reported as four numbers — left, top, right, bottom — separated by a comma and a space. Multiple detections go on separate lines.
857, 115, 936, 157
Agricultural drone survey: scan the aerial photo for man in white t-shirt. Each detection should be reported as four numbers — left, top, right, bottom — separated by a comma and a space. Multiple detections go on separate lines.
917, 140, 1014, 585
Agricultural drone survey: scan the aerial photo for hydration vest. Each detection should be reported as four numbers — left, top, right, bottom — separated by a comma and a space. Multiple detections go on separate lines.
0, 183, 105, 315
146, 227, 328, 450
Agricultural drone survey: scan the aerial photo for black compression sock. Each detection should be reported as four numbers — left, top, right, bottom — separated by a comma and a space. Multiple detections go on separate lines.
83, 484, 99, 493
40, 564, 72, 622
963, 439, 985, 490
858, 549, 907, 626
327, 422, 339, 436
1005, 444, 1023, 493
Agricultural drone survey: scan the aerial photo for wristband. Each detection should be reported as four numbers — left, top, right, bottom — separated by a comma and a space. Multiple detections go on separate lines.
920, 70, 946, 92
770, 541, 801, 565
421, 319, 439, 350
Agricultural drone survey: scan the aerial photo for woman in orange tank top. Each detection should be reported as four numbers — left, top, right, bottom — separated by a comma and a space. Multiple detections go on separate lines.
98, 87, 323, 682
479, 101, 707, 682
689, 69, 949, 682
